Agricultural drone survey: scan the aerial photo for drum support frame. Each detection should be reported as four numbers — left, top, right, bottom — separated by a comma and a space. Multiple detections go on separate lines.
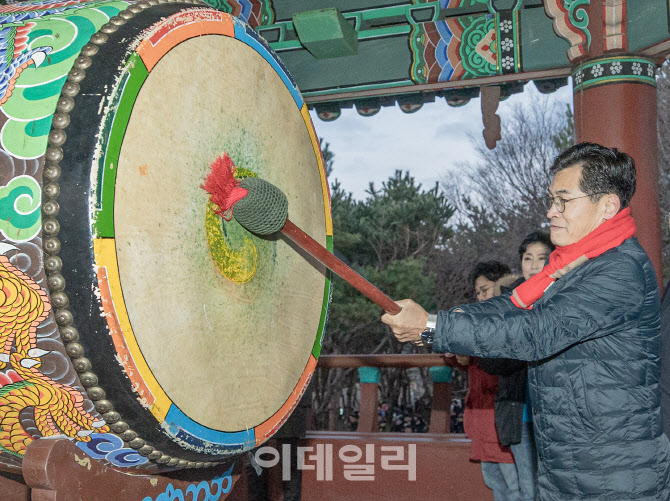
0, 439, 245, 501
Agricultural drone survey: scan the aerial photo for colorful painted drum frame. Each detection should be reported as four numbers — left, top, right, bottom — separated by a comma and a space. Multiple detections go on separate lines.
0, 0, 332, 471
0, 0, 135, 472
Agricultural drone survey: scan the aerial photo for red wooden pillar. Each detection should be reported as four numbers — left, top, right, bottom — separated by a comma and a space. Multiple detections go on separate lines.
428, 366, 453, 434
357, 367, 380, 433
573, 56, 663, 285
543, 1, 663, 285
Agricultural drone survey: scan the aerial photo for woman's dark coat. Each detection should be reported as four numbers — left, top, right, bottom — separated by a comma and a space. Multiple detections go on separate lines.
478, 275, 528, 447
477, 356, 527, 447
434, 238, 670, 501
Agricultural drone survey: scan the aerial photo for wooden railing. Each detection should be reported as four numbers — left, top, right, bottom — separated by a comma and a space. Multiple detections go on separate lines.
317, 354, 463, 434
287, 354, 493, 501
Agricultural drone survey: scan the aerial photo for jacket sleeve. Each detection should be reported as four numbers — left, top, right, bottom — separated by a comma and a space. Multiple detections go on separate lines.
432, 253, 647, 362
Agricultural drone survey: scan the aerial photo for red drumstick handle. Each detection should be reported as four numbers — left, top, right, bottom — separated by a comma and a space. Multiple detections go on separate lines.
281, 219, 402, 315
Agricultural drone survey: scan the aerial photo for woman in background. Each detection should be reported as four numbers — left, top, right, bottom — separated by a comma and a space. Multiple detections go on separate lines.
479, 231, 554, 501
463, 261, 520, 501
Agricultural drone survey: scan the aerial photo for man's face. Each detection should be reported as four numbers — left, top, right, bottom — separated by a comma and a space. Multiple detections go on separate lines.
547, 165, 608, 246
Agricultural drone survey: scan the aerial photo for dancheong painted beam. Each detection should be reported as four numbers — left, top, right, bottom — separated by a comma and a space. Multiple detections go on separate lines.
210, 0, 670, 119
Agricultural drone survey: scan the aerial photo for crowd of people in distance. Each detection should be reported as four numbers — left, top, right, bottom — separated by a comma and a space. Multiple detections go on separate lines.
346, 405, 430, 433
384, 406, 429, 433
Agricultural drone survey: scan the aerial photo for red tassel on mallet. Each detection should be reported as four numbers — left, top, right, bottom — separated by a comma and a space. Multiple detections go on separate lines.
200, 153, 248, 220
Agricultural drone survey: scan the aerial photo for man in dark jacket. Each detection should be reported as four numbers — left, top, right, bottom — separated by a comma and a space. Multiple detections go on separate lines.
383, 143, 670, 500
661, 212, 670, 439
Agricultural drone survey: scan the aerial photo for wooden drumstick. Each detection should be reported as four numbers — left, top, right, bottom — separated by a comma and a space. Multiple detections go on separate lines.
280, 220, 401, 314
201, 154, 401, 315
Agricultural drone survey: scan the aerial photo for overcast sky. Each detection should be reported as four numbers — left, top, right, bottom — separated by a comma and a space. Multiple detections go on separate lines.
309, 85, 573, 200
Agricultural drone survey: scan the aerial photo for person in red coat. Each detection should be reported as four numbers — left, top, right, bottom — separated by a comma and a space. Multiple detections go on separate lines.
460, 261, 520, 501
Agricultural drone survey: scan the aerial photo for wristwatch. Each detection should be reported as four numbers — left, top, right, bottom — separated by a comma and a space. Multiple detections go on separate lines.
420, 313, 437, 345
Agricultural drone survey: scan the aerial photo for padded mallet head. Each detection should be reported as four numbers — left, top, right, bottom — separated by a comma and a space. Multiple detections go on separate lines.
233, 177, 288, 236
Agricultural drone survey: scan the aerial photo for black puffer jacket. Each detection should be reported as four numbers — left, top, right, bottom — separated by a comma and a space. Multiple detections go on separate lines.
434, 239, 670, 501
660, 283, 670, 438
478, 275, 527, 447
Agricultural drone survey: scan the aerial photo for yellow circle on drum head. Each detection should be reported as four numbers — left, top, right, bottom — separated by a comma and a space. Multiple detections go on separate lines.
113, 34, 327, 432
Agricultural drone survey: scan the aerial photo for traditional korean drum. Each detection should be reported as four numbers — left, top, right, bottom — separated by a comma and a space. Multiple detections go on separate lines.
0, 0, 331, 472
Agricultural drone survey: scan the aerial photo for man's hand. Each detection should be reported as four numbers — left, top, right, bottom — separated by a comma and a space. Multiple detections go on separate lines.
381, 299, 429, 343
455, 355, 470, 366
443, 353, 469, 366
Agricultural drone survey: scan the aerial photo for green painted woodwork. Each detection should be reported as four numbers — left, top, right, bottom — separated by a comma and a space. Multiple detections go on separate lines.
209, 1, 670, 106
491, 0, 523, 10
429, 366, 453, 383
572, 56, 656, 92
566, 0, 591, 51
628, 0, 670, 52
273, 0, 492, 22
277, 35, 412, 95
520, 7, 570, 71
274, 0, 412, 20
358, 366, 381, 384
258, 2, 575, 99
293, 8, 358, 59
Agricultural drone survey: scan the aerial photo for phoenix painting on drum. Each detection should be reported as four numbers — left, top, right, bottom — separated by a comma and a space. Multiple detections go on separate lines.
0, 0, 130, 471
0, 247, 110, 456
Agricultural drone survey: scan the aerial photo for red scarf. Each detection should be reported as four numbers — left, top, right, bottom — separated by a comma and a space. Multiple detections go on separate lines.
511, 207, 636, 309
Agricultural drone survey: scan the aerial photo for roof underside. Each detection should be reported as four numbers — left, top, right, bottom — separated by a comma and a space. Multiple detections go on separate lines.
211, 0, 670, 118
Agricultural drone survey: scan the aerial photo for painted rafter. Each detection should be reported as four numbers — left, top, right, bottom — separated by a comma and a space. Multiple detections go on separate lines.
603, 0, 626, 52
543, 0, 591, 61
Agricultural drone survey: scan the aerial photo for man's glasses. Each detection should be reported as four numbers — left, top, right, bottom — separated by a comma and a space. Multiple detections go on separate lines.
542, 193, 605, 213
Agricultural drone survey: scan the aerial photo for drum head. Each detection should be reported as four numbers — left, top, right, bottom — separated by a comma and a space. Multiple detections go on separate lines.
55, 6, 331, 465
